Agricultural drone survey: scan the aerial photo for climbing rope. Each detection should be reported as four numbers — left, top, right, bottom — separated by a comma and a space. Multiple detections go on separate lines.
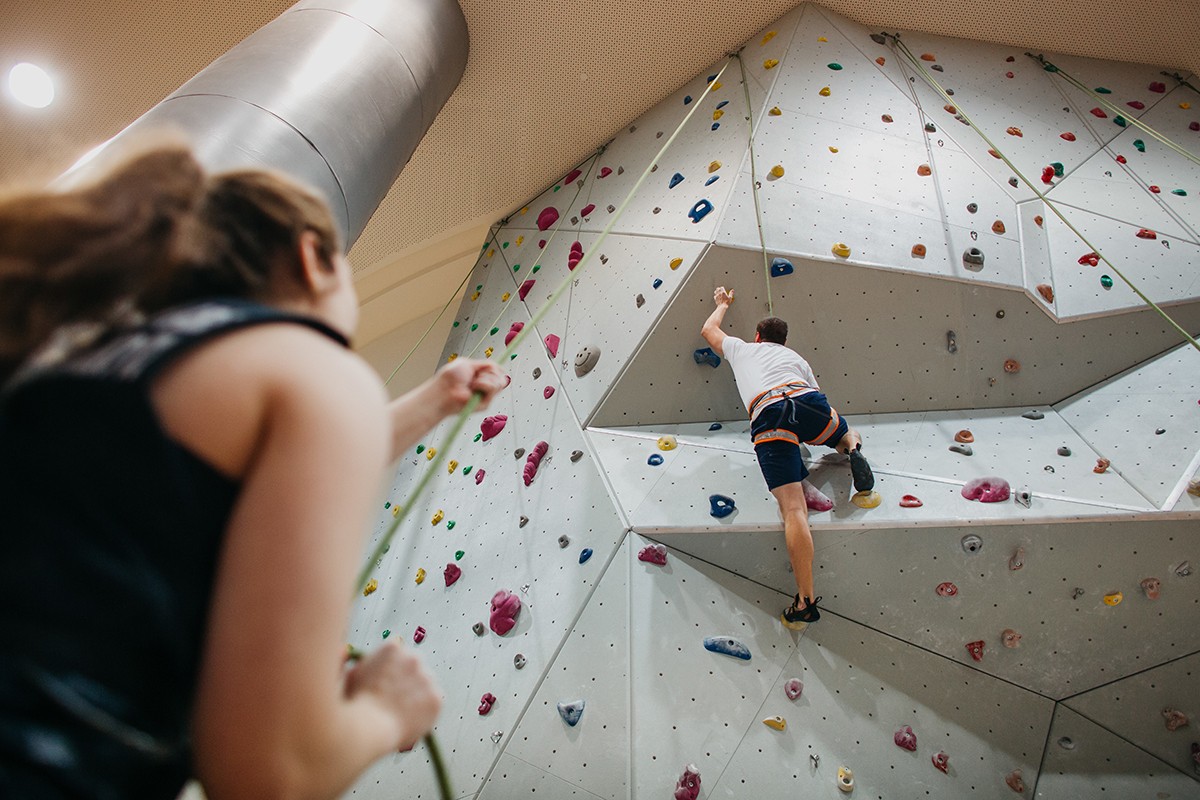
885, 33, 1200, 355
736, 52, 774, 316
1025, 54, 1200, 170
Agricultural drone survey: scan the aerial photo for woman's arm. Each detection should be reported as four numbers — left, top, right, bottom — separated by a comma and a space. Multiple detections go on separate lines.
386, 359, 508, 463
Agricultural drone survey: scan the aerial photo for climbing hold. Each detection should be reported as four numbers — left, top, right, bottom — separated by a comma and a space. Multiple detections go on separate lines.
382, 629, 390, 639
668, 257, 684, 272
770, 257, 794, 277
635, 294, 645, 309
415, 568, 426, 585
837, 767, 855, 793
768, 164, 785, 179
475, 469, 486, 485
1140, 577, 1161, 600
519, 515, 529, 527
949, 444, 973, 456
688, 200, 714, 223
1150, 185, 1162, 193
851, 490, 882, 509
579, 548, 593, 564
1035, 284, 1054, 304
574, 345, 601, 377
911, 244, 926, 258
1114, 116, 1128, 127
1000, 770, 1025, 794
1133, 139, 1146, 153
363, 579, 378, 596
489, 730, 503, 744
1003, 358, 1019, 374
1002, 629, 1022, 649
655, 435, 678, 452
537, 207, 559, 231
444, 563, 462, 587
764, 59, 780, 70
413, 625, 426, 643
455, 550, 464, 561
447, 459, 459, 474
992, 220, 1006, 235
543, 385, 555, 400
472, 622, 485, 636
900, 495, 924, 509
693, 347, 722, 368
1100, 275, 1114, 289
674, 765, 701, 800
1137, 228, 1157, 240
1057, 446, 1071, 457
882, 114, 893, 123
920, 53, 937, 61
425, 447, 437, 460
894, 725, 917, 751
431, 509, 445, 525
567, 241, 584, 271
819, 86, 831, 97
481, 414, 508, 442
1006, 126, 1023, 137
709, 422, 722, 431
1173, 188, 1189, 196
557, 699, 585, 727
988, 149, 1002, 159
669, 172, 684, 188
936, 582, 958, 597
954, 430, 974, 444
962, 478, 1010, 503
1014, 487, 1032, 508
963, 248, 985, 270
570, 449, 584, 462
1022, 410, 1045, 421
544, 334, 560, 358
478, 692, 496, 715
831, 242, 851, 258
1101, 590, 1125, 606
1079, 252, 1100, 267
1060, 131, 1077, 141
917, 163, 932, 176
489, 589, 522, 635
1177, 561, 1193, 577
784, 678, 804, 700
1163, 708, 1189, 731
944, 104, 957, 114
964, 641, 985, 662
523, 441, 549, 486
709, 494, 736, 518
558, 534, 570, 548
1148, 81, 1167, 93
504, 321, 524, 346
703, 636, 751, 660
827, 62, 842, 70
762, 716, 787, 731
483, 347, 493, 358
580, 203, 595, 217
804, 482, 834, 512
1092, 457, 1111, 474
1090, 107, 1108, 118
1009, 547, 1025, 571
446, 520, 456, 531
638, 543, 668, 566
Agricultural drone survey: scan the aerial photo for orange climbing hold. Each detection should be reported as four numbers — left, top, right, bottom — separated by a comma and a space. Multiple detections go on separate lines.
921, 53, 937, 62
1004, 359, 1020, 374
944, 104, 957, 114
1006, 126, 1023, 137
954, 430, 974, 443
1036, 284, 1054, 303
911, 244, 926, 258
1093, 458, 1110, 474
992, 220, 1006, 234
988, 149, 1002, 159
917, 164, 932, 176
769, 164, 785, 178
876, 57, 885, 66
1033, 215, 1044, 227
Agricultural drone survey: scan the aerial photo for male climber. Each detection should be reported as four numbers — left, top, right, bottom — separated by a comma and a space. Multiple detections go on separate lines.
700, 286, 874, 629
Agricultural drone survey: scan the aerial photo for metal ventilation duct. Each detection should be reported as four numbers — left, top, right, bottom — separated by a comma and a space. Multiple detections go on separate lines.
62, 0, 468, 249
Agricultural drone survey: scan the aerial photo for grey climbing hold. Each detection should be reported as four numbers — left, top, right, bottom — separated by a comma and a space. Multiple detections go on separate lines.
636, 293, 645, 308
1009, 177, 1019, 187
1022, 410, 1045, 420
558, 534, 570, 548
514, 653, 526, 669
963, 247, 985, 270
1155, 428, 1166, 435
532, 367, 541, 379
558, 699, 585, 726
574, 345, 601, 377
491, 730, 503, 743
1057, 446, 1071, 456
515, 448, 526, 459
1015, 488, 1032, 508
1058, 736, 1075, 750
1072, 587, 1085, 599
694, 347, 722, 368
949, 443, 974, 456
519, 515, 529, 528
870, 33, 887, 44
1176, 561, 1193, 577
703, 636, 751, 660
473, 622, 486, 636
967, 203, 978, 214
961, 534, 983, 554
925, 122, 936, 132
570, 450, 584, 462
931, 64, 944, 72
946, 330, 957, 354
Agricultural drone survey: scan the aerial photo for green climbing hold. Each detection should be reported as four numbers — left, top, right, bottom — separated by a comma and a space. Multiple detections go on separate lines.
489, 327, 499, 336
455, 550, 465, 561
463, 465, 473, 475
416, 444, 425, 454
1043, 64, 1059, 73
532, 264, 541, 273
476, 284, 483, 291
1114, 116, 1127, 127
1052, 162, 1065, 177
502, 242, 508, 248
384, 501, 391, 509
1100, 275, 1114, 289
446, 521, 456, 530
474, 433, 482, 442
1133, 139, 1146, 152
552, 185, 561, 192
382, 629, 391, 639
513, 264, 521, 272
510, 354, 518, 360
1172, 189, 1188, 196
828, 63, 843, 70
452, 321, 459, 328
1095, 86, 1111, 94
470, 324, 478, 331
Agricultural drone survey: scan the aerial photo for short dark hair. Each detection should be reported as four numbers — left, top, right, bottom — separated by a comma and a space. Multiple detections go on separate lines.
756, 317, 788, 345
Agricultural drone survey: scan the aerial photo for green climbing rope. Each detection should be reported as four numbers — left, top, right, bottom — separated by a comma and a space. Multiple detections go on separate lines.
886, 34, 1200, 355
737, 52, 774, 316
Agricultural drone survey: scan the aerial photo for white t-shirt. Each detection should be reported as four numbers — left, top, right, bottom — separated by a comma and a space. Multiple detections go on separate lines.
721, 336, 819, 415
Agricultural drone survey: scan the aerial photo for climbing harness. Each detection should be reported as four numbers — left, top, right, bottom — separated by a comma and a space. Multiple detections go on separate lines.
885, 33, 1200, 355
736, 52, 775, 315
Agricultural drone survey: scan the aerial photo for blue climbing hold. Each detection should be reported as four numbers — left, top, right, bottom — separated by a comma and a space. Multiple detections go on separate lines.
652, 278, 663, 289
707, 74, 718, 83
684, 95, 693, 105
709, 422, 722, 431
709, 494, 736, 518
669, 172, 685, 188
711, 123, 720, 131
579, 548, 593, 564
770, 257, 794, 277
648, 454, 664, 466
703, 636, 751, 660
693, 347, 721, 368
689, 199, 714, 223
557, 699, 585, 726
705, 175, 719, 186
716, 100, 729, 109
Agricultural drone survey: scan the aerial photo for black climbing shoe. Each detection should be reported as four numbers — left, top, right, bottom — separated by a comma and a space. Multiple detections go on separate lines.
781, 594, 821, 630
848, 445, 875, 493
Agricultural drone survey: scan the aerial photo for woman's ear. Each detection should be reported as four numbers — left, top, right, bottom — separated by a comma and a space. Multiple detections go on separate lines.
297, 230, 338, 294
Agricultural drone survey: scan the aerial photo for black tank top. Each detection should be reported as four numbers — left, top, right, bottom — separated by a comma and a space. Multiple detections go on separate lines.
0, 298, 349, 799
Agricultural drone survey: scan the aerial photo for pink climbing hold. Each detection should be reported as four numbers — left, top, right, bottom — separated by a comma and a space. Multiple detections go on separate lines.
900, 495, 923, 508
674, 765, 701, 800
932, 751, 950, 773
413, 625, 426, 643
638, 543, 668, 566
580, 203, 596, 217
962, 477, 1011, 503
1163, 707, 1189, 731
1190, 122, 1200, 132
598, 166, 612, 178
481, 414, 508, 442
564, 168, 582, 184
518, 279, 536, 301
489, 589, 522, 635
543, 386, 555, 399
784, 678, 804, 700
965, 640, 985, 661
1090, 107, 1108, 118
894, 725, 918, 751
544, 334, 560, 358
475, 469, 486, 485
504, 322, 524, 346
478, 692, 497, 715
444, 563, 462, 587
803, 481, 834, 512
523, 441, 549, 486
1148, 81, 1166, 93
936, 582, 959, 597
568, 241, 584, 271
536, 207, 559, 232
538, 239, 547, 249
1127, 100, 1146, 110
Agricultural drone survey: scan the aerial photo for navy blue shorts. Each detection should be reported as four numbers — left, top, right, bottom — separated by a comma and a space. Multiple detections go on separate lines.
750, 392, 849, 491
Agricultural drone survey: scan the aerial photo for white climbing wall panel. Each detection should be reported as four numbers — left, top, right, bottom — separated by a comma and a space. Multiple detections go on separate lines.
353, 4, 1199, 798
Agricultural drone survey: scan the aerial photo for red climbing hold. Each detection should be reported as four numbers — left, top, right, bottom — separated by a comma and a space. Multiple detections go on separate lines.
638, 544, 668, 566
1136, 228, 1157, 239
1006, 770, 1025, 793
1041, 166, 1056, 184
1078, 252, 1099, 267
543, 386, 555, 399
598, 167, 612, 178
965, 641, 984, 661
489, 589, 522, 635
804, 482, 834, 512
504, 322, 524, 346
900, 494, 923, 508
1036, 284, 1054, 303
1191, 122, 1200, 132
481, 414, 508, 442
932, 751, 950, 773
518, 279, 536, 301
1150, 185, 1162, 193
537, 207, 559, 231
1090, 107, 1108, 118
1060, 132, 1076, 141
1005, 71, 1014, 79
544, 334, 560, 358
674, 765, 701, 800
894, 725, 918, 751
580, 203, 595, 217
936, 582, 958, 597
523, 441, 549, 486
1148, 81, 1166, 93
962, 477, 1011, 503
475, 469, 486, 485
1115, 155, 1127, 164
1127, 100, 1146, 110
413, 625, 426, 643
478, 692, 496, 715
444, 563, 462, 587
568, 241, 584, 271
564, 168, 582, 184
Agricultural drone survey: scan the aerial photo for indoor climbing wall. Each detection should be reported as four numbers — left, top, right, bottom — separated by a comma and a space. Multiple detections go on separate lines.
348, 3, 1198, 798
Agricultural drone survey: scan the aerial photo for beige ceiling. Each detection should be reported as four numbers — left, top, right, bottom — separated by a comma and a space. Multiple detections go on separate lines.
3, 0, 1197, 352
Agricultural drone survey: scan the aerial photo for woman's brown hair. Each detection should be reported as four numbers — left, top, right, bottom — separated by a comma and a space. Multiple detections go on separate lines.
0, 142, 342, 383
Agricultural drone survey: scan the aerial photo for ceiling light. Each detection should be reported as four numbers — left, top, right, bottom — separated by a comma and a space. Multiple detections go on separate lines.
9, 62, 55, 108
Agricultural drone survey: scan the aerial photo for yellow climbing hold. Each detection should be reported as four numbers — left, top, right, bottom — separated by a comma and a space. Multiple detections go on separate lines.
425, 447, 437, 460
762, 716, 787, 731
501, 292, 511, 302
708, 161, 722, 173
470, 291, 480, 301
851, 490, 882, 508
391, 505, 401, 518
711, 80, 722, 91
828, 146, 839, 153
363, 579, 378, 596
431, 510, 444, 525
670, 257, 683, 270
818, 36, 828, 42
447, 459, 459, 474
713, 109, 724, 121
837, 767, 855, 793
761, 30, 777, 45
484, 347, 494, 358
1103, 591, 1123, 606
831, 242, 851, 258
657, 435, 678, 451
516, 235, 524, 245
769, 106, 782, 116
447, 353, 458, 362
1181, 102, 1192, 109
769, 164, 785, 178
764, 59, 779, 70
519, 206, 528, 215
487, 249, 494, 258
819, 86, 831, 97
415, 568, 426, 585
